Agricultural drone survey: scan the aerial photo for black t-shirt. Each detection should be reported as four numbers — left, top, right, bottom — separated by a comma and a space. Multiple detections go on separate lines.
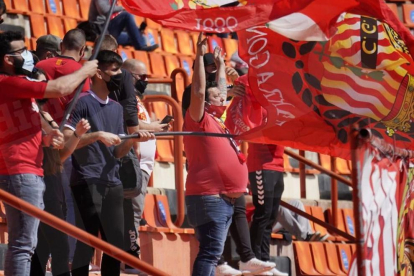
108, 69, 139, 128
66, 91, 125, 186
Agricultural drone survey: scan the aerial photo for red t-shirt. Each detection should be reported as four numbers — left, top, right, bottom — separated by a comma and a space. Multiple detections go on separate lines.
247, 143, 285, 173
0, 75, 47, 176
183, 111, 248, 196
36, 56, 90, 124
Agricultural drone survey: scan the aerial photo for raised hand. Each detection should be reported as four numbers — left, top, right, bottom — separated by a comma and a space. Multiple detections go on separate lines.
196, 32, 208, 56
213, 46, 226, 67
75, 118, 91, 137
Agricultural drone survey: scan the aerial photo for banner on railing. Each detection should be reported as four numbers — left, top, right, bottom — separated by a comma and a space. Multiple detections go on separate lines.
349, 141, 413, 276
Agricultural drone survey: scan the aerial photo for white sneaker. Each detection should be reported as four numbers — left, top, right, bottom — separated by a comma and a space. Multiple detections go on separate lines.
239, 258, 275, 275
216, 262, 243, 276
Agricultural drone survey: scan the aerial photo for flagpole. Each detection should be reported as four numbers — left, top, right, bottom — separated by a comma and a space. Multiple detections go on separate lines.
58, 0, 118, 131
120, 131, 236, 140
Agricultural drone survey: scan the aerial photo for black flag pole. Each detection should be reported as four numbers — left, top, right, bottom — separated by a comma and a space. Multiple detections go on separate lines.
58, 0, 118, 131
120, 131, 236, 140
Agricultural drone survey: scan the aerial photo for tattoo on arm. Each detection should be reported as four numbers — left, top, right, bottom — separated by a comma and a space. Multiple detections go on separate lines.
218, 77, 227, 100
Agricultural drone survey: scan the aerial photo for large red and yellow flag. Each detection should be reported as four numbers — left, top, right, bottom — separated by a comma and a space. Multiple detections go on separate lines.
236, 5, 414, 159
120, 0, 359, 34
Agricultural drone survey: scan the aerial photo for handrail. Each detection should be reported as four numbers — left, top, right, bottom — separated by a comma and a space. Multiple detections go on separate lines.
284, 149, 352, 186
143, 95, 185, 227
0, 189, 169, 276
279, 200, 355, 241
170, 68, 190, 103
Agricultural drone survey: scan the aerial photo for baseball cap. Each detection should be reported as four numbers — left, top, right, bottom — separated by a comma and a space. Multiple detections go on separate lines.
203, 53, 215, 66
36, 35, 61, 54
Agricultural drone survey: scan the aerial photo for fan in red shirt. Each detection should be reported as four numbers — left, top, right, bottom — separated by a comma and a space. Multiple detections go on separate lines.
36, 29, 90, 124
0, 31, 97, 276
182, 33, 248, 276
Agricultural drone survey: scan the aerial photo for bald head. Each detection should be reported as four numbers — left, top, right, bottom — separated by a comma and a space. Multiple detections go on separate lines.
122, 59, 147, 77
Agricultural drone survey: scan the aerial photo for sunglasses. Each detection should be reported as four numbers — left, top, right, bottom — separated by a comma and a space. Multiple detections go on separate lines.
6, 47, 28, 56
132, 73, 148, 81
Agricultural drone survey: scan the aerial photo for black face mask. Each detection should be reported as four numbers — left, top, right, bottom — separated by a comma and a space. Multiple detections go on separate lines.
13, 56, 30, 76
105, 73, 123, 93
134, 79, 148, 94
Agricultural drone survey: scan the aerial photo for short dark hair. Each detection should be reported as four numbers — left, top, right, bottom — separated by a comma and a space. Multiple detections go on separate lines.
0, 31, 24, 67
181, 81, 217, 117
96, 50, 123, 70
62, 29, 86, 51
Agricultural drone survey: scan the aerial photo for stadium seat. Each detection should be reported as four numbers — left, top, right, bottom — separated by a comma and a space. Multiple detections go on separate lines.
28, 0, 46, 14
45, 0, 62, 16
146, 18, 162, 31
178, 56, 194, 80
62, 0, 82, 20
63, 18, 78, 33
223, 37, 238, 57
319, 154, 351, 174
145, 28, 161, 49
46, 16, 65, 38
140, 194, 171, 233
342, 208, 355, 237
283, 154, 296, 173
0, 202, 7, 224
402, 4, 414, 27
293, 241, 322, 275
154, 195, 194, 234
148, 52, 168, 78
30, 14, 47, 38
118, 48, 134, 61
336, 243, 353, 274
190, 32, 200, 54
325, 208, 348, 241
78, 0, 91, 21
133, 51, 152, 75
310, 242, 336, 275
160, 28, 178, 54
323, 243, 347, 275
309, 206, 329, 238
175, 30, 195, 56
208, 35, 224, 52
164, 54, 180, 76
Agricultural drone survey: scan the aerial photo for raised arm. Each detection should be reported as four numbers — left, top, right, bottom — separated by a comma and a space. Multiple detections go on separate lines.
60, 119, 91, 161
44, 60, 98, 98
214, 47, 227, 101
189, 33, 208, 123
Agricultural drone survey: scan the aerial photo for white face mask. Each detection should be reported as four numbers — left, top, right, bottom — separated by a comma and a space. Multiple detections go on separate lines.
21, 50, 34, 72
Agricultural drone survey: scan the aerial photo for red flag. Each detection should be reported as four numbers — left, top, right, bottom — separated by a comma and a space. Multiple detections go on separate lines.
120, 0, 358, 34
236, 7, 414, 159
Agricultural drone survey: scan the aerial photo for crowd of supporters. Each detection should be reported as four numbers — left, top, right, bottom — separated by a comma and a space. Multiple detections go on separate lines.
0, 0, 328, 275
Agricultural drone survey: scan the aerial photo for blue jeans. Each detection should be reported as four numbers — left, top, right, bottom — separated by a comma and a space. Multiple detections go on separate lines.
0, 174, 45, 276
186, 195, 234, 276
108, 11, 147, 50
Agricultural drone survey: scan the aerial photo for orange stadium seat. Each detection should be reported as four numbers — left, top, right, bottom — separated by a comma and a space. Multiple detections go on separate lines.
325, 208, 348, 241
133, 51, 152, 75
160, 28, 178, 54
178, 56, 194, 80
324, 243, 347, 275
78, 0, 91, 21
336, 158, 351, 175
283, 154, 296, 173
223, 37, 238, 58
148, 52, 168, 78
208, 35, 224, 52
45, 0, 62, 16
309, 206, 329, 238
190, 32, 200, 54
46, 16, 65, 38
146, 18, 162, 31
310, 242, 336, 275
12, 0, 30, 14
387, 3, 399, 19
176, 30, 195, 56
342, 208, 355, 237
154, 195, 194, 234
28, 0, 45, 14
30, 14, 47, 38
63, 18, 78, 32
336, 243, 353, 274
62, 0, 82, 20
25, 37, 31, 50
293, 241, 322, 275
118, 48, 134, 61
164, 54, 180, 76
145, 28, 161, 49
403, 4, 414, 28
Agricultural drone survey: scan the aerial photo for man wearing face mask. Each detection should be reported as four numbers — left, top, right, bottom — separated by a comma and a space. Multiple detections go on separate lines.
121, 59, 168, 274
63, 50, 154, 276
182, 33, 248, 276
0, 31, 98, 276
